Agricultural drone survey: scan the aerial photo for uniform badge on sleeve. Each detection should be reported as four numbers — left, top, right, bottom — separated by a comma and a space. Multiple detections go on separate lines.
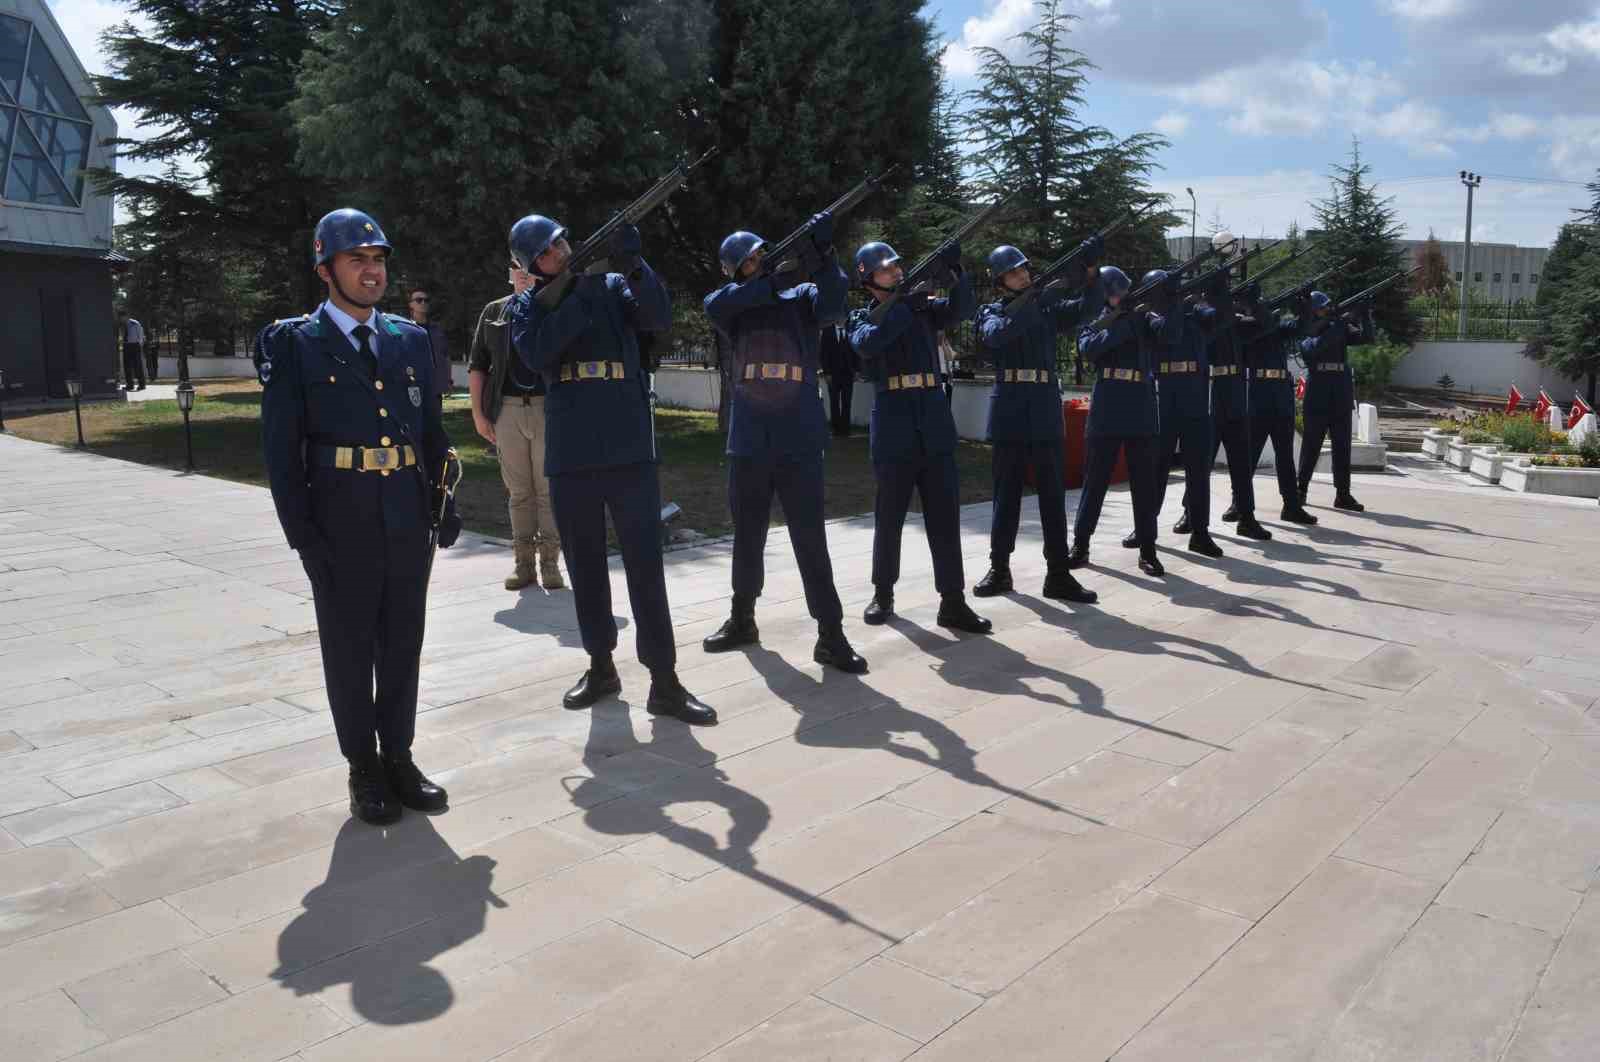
409, 385, 422, 407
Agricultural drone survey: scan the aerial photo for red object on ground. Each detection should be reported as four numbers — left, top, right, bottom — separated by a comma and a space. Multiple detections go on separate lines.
1505, 384, 1522, 414
1569, 394, 1592, 429
1295, 376, 1307, 400
1025, 397, 1129, 488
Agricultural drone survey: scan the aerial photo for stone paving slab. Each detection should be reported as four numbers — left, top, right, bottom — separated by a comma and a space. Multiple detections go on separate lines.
0, 433, 1598, 1060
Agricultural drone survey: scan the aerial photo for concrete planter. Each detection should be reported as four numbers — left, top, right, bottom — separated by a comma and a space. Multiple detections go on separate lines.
1295, 434, 1389, 473
1500, 460, 1600, 498
1421, 429, 1450, 459
1444, 436, 1480, 470
1467, 447, 1529, 484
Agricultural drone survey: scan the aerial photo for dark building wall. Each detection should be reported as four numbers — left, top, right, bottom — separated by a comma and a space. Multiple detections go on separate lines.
0, 251, 117, 400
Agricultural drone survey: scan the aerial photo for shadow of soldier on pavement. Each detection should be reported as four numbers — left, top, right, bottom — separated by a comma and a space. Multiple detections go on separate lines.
274, 815, 506, 1025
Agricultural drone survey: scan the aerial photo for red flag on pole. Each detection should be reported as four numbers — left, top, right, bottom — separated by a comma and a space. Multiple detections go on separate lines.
1295, 376, 1306, 400
1505, 385, 1523, 414
1568, 394, 1593, 429
1533, 390, 1553, 421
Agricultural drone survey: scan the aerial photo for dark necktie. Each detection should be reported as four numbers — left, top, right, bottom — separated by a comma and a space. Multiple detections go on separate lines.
352, 323, 378, 379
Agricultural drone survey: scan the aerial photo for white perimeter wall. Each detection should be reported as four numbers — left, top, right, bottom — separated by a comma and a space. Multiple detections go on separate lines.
1391, 341, 1585, 399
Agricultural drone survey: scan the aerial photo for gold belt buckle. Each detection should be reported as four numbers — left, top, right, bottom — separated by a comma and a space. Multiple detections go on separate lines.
761, 363, 788, 380
1018, 369, 1038, 383
577, 361, 606, 380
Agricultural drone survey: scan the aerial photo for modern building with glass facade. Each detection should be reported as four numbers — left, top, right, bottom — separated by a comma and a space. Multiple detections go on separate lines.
1, 0, 120, 401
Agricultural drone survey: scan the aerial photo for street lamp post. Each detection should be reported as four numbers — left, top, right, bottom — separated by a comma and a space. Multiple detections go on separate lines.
176, 381, 196, 471
0, 368, 7, 433
65, 374, 85, 448
1458, 171, 1482, 340
1186, 187, 1197, 255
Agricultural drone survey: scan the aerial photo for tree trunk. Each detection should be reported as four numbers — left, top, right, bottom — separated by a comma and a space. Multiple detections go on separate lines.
1588, 371, 1596, 407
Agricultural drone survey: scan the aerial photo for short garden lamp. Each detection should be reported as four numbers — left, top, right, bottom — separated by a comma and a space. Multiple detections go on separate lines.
65, 374, 85, 448
0, 367, 7, 432
176, 381, 197, 471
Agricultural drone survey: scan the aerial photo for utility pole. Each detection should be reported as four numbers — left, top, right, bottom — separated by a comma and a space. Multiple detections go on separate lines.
1458, 171, 1481, 339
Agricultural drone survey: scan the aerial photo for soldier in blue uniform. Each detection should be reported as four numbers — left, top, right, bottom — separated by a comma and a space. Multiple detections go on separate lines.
1174, 272, 1274, 542
1122, 269, 1226, 559
971, 241, 1101, 604
1237, 284, 1318, 525
698, 214, 867, 673
1073, 266, 1169, 577
507, 214, 716, 725
849, 240, 991, 633
1295, 291, 1375, 511
257, 208, 460, 826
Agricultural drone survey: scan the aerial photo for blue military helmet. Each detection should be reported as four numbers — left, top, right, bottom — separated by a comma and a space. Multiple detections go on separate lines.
1099, 265, 1131, 298
509, 214, 568, 274
1309, 290, 1334, 312
987, 245, 1029, 284
719, 231, 767, 278
1141, 268, 1169, 289
1239, 281, 1262, 303
855, 241, 901, 289
311, 208, 392, 268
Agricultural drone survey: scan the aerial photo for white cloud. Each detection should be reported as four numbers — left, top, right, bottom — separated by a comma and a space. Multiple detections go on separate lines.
1175, 60, 1404, 139
1381, 0, 1468, 18
1505, 51, 1569, 75
942, 0, 1034, 79
1547, 16, 1600, 55
1152, 112, 1190, 138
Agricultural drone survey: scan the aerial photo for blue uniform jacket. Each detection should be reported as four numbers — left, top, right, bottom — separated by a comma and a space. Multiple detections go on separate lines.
977, 283, 1104, 444
1240, 313, 1302, 419
1077, 307, 1168, 439
849, 273, 976, 464
1153, 305, 1212, 425
703, 263, 849, 459
257, 309, 450, 551
509, 263, 672, 476
1198, 298, 1248, 422
1298, 310, 1374, 416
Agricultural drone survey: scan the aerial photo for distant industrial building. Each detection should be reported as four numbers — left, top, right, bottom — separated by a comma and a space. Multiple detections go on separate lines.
1, 0, 123, 402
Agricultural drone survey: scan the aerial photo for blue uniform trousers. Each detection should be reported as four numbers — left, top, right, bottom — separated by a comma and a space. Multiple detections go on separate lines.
728, 454, 844, 624
1250, 413, 1298, 507
990, 440, 1068, 566
1298, 411, 1352, 497
305, 521, 432, 762
827, 376, 853, 434
1208, 415, 1256, 515
872, 453, 964, 595
1156, 415, 1213, 528
550, 462, 676, 671
1073, 435, 1159, 548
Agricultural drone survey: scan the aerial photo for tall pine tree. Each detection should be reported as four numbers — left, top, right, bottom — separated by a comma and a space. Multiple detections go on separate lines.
1308, 137, 1419, 344
959, 0, 1175, 272
1525, 222, 1599, 404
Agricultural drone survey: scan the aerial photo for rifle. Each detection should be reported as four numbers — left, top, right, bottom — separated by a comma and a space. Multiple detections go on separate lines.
1230, 240, 1320, 295
1338, 266, 1420, 312
1179, 239, 1280, 297
536, 147, 719, 309
1121, 235, 1238, 310
1261, 258, 1356, 313
867, 191, 1017, 325
425, 447, 464, 583
1002, 208, 1145, 318
752, 165, 899, 282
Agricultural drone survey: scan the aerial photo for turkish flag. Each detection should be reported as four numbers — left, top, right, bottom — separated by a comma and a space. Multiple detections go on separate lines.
1295, 376, 1306, 400
1505, 385, 1522, 414
1568, 394, 1593, 429
1533, 390, 1553, 421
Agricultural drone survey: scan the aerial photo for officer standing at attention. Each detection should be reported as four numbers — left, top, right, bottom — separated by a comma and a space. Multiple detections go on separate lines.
1126, 269, 1226, 559
1176, 271, 1274, 541
1296, 291, 1374, 512
508, 214, 716, 725
971, 239, 1102, 604
257, 208, 460, 826
467, 262, 564, 590
819, 317, 856, 437
1237, 283, 1318, 525
700, 215, 868, 673
850, 240, 991, 633
1072, 266, 1170, 577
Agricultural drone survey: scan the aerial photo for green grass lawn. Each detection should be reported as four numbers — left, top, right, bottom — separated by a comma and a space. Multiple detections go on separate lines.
9, 382, 999, 540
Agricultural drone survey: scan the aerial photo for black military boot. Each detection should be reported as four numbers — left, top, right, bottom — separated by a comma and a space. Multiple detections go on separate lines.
382, 749, 448, 812
973, 564, 1013, 597
702, 595, 758, 653
1173, 510, 1192, 536
1188, 533, 1225, 558
1138, 547, 1165, 577
937, 593, 993, 634
1298, 489, 1310, 507
1042, 564, 1097, 604
563, 654, 621, 709
863, 587, 895, 625
1068, 540, 1091, 570
1280, 503, 1318, 525
1121, 532, 1140, 549
1333, 494, 1365, 512
814, 623, 868, 674
646, 672, 718, 725
348, 758, 402, 825
1234, 514, 1273, 540
1221, 503, 1240, 523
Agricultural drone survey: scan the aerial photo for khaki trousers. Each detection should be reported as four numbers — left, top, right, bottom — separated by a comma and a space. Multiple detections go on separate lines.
496, 396, 558, 551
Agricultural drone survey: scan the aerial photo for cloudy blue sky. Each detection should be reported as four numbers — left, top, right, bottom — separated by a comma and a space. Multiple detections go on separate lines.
45, 0, 1600, 247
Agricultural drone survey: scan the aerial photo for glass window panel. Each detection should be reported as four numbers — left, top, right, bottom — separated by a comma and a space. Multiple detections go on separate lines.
6, 113, 73, 205
0, 106, 15, 163
18, 29, 89, 121
0, 15, 26, 102
23, 111, 90, 198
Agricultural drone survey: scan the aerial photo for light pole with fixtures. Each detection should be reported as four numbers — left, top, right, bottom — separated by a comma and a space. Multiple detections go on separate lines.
1458, 171, 1482, 339
1186, 186, 1197, 255
176, 381, 196, 470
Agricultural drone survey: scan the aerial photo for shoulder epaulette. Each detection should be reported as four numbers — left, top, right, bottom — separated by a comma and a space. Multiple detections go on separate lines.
382, 313, 425, 337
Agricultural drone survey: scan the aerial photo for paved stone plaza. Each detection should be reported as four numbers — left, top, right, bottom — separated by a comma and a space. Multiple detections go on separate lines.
1, 430, 1598, 1061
